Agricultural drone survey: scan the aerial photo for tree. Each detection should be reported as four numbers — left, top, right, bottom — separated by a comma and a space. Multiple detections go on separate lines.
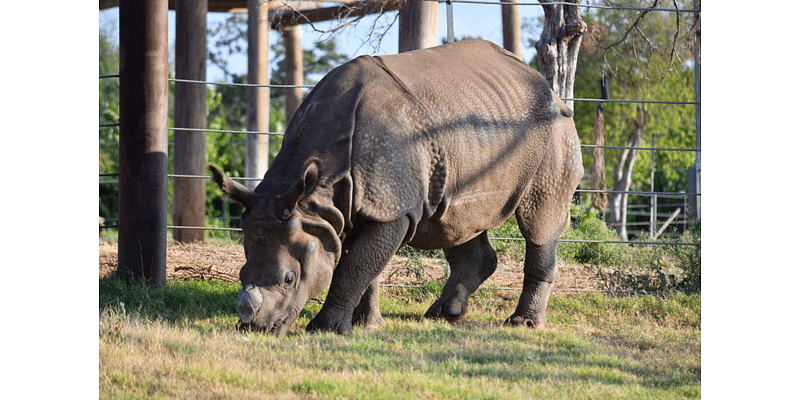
534, 0, 587, 110
568, 0, 699, 239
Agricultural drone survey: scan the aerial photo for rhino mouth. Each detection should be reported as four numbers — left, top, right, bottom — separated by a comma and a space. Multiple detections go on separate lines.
236, 285, 303, 336
236, 311, 298, 336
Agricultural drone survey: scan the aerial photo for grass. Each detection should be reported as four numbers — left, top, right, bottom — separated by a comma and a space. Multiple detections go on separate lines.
99, 275, 700, 399
99, 205, 700, 398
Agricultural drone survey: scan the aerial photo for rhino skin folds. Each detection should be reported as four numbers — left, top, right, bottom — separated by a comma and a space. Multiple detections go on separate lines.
209, 39, 583, 335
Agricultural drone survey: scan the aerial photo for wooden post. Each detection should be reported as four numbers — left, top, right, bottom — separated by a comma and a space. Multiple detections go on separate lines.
117, 0, 169, 287
501, 0, 522, 59
246, 0, 270, 190
398, 0, 437, 53
173, 0, 208, 243
283, 25, 304, 123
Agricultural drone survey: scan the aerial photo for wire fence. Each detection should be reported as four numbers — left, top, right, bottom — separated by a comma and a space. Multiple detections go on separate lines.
99, 1, 700, 253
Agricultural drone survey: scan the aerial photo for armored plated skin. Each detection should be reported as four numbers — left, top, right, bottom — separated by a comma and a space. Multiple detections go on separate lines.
209, 39, 583, 335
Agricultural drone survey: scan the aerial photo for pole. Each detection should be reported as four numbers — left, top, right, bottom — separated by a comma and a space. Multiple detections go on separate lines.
283, 25, 304, 123
650, 133, 656, 239
173, 0, 208, 243
501, 0, 522, 59
246, 0, 270, 190
398, 0, 438, 53
688, 0, 701, 222
117, 0, 169, 287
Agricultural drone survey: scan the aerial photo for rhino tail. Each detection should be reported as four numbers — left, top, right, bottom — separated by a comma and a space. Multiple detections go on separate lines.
549, 89, 574, 118
560, 103, 574, 118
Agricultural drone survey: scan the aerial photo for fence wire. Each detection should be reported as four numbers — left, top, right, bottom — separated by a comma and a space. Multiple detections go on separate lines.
99, 1, 701, 251
426, 0, 699, 14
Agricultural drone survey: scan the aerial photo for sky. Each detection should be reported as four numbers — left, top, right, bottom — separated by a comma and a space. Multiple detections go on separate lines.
99, 2, 545, 82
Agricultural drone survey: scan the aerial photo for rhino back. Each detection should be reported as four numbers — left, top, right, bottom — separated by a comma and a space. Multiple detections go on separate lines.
350, 40, 568, 247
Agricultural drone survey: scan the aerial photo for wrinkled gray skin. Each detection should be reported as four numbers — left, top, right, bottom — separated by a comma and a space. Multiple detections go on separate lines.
208, 39, 583, 335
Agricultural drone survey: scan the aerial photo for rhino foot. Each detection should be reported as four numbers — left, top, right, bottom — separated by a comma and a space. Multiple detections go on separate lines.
504, 315, 548, 330
351, 278, 385, 329
424, 298, 468, 323
306, 313, 354, 335
352, 308, 385, 329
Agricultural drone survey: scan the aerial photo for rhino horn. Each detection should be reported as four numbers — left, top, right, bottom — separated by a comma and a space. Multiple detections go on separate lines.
208, 163, 260, 209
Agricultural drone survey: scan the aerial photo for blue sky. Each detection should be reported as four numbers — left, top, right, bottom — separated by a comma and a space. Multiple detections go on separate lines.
99, 2, 545, 82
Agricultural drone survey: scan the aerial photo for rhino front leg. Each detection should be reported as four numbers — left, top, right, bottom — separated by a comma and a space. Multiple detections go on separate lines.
505, 240, 558, 329
307, 217, 409, 335
424, 231, 497, 322
351, 277, 385, 330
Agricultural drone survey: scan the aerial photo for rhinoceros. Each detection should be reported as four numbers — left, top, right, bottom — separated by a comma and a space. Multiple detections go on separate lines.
208, 39, 583, 335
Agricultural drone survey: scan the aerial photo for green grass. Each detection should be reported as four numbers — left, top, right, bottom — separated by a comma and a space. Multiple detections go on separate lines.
99, 275, 700, 399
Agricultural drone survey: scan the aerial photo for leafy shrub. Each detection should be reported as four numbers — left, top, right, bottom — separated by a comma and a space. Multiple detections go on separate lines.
558, 205, 631, 266
594, 224, 701, 294
488, 216, 525, 260
667, 223, 701, 293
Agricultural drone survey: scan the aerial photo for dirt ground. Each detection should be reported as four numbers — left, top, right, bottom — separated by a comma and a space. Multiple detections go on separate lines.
99, 240, 601, 292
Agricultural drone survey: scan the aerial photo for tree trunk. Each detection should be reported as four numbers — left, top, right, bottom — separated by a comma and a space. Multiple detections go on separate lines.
535, 0, 587, 110
591, 107, 607, 212
607, 106, 647, 240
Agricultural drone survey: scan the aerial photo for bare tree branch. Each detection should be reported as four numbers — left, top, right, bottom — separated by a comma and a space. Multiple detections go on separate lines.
600, 0, 658, 50
270, 0, 404, 39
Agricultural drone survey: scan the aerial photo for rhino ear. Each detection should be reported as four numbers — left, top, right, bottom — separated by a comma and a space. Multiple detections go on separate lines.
279, 159, 320, 212
208, 163, 259, 209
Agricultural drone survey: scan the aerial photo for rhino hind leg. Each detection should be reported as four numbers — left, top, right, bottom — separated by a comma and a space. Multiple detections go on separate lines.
504, 240, 558, 329
351, 277, 386, 330
307, 217, 410, 335
424, 231, 497, 322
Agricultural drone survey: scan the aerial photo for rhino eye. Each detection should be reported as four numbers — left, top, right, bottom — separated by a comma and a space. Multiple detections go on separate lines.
284, 271, 296, 286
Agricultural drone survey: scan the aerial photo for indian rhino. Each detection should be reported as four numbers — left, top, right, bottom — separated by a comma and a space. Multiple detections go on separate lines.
208, 39, 583, 336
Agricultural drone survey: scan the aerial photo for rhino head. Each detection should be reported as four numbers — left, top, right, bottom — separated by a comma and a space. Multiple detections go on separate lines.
208, 160, 345, 335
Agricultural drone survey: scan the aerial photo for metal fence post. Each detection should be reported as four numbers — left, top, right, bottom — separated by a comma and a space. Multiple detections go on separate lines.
117, 0, 169, 287
689, 0, 701, 222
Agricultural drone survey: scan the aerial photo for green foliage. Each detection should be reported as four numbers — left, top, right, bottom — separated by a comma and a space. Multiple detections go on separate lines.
397, 206, 699, 295
558, 205, 700, 294
592, 226, 701, 294
488, 215, 525, 260
665, 224, 701, 293
99, 24, 121, 222
547, 0, 699, 232
207, 14, 247, 80
395, 245, 446, 285
559, 205, 631, 266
